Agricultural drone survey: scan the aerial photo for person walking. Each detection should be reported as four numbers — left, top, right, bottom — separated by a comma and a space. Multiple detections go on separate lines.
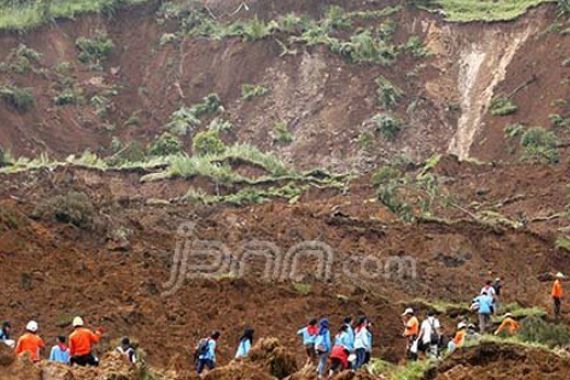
15, 321, 45, 362
116, 337, 137, 364
195, 331, 220, 375
235, 328, 254, 359
49, 336, 70, 364
342, 316, 355, 352
297, 319, 318, 362
401, 308, 419, 360
552, 272, 564, 320
353, 316, 372, 370
0, 321, 14, 348
474, 291, 494, 333
494, 313, 520, 336
314, 318, 331, 378
417, 310, 441, 359
69, 317, 103, 367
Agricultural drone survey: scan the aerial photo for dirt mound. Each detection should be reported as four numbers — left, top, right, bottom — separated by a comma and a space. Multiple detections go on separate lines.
432, 341, 570, 380
247, 338, 298, 379
204, 361, 276, 380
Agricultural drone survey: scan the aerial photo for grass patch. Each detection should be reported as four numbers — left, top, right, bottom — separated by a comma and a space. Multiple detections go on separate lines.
376, 76, 404, 109
32, 190, 95, 229
76, 32, 114, 70
420, 0, 552, 23
292, 282, 313, 295
490, 97, 518, 116
241, 83, 269, 101
0, 43, 42, 74
148, 132, 182, 156
371, 113, 405, 140
166, 94, 223, 135
492, 303, 547, 323
0, 0, 148, 30
556, 236, 570, 251
518, 316, 570, 348
369, 358, 434, 380
549, 114, 570, 129
192, 130, 226, 156
520, 127, 559, 164
273, 122, 294, 145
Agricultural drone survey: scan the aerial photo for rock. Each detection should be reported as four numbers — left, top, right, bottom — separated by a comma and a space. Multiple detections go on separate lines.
247, 338, 298, 379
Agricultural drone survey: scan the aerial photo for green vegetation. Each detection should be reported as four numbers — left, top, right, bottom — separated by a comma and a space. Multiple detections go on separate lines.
165, 93, 223, 135
492, 303, 547, 323
148, 132, 182, 156
273, 122, 293, 144
504, 123, 525, 139
0, 0, 148, 30
241, 16, 278, 42
549, 114, 570, 128
376, 76, 404, 109
405, 36, 431, 58
333, 29, 398, 65
192, 130, 226, 156
558, 0, 570, 15
0, 44, 42, 74
32, 190, 95, 229
292, 282, 312, 295
418, 0, 552, 23
0, 145, 8, 167
0, 85, 34, 111
520, 127, 559, 164
241, 83, 269, 101
207, 118, 233, 133
90, 95, 112, 118
371, 113, 405, 140
369, 358, 434, 380
490, 97, 518, 116
76, 32, 114, 70
556, 236, 570, 251
518, 316, 570, 348
54, 88, 81, 106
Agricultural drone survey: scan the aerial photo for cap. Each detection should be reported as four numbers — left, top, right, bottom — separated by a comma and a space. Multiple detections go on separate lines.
401, 308, 414, 316
72, 316, 84, 327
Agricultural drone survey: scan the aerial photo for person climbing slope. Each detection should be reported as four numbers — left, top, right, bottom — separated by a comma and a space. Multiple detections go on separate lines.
552, 272, 564, 319
333, 324, 351, 349
342, 316, 355, 352
314, 318, 331, 378
474, 291, 494, 333
329, 326, 351, 376
49, 336, 70, 364
195, 330, 220, 375
353, 316, 372, 370
69, 316, 103, 367
417, 310, 441, 359
297, 318, 318, 361
116, 337, 137, 364
0, 321, 14, 348
401, 308, 419, 360
15, 321, 45, 362
235, 328, 254, 359
494, 313, 520, 336
447, 322, 467, 352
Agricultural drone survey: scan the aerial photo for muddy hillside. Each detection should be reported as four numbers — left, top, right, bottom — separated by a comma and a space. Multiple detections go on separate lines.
1, 0, 570, 380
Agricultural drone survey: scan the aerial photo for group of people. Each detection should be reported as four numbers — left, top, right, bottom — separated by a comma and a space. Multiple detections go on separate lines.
0, 316, 136, 367
1, 273, 564, 377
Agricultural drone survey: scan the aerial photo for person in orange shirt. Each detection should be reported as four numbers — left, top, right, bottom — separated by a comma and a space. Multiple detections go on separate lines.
401, 308, 419, 360
15, 320, 45, 362
447, 322, 467, 353
552, 272, 564, 319
69, 316, 103, 367
494, 313, 520, 336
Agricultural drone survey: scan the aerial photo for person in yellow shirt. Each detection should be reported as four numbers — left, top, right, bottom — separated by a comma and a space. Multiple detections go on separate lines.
494, 313, 520, 336
401, 308, 419, 360
552, 272, 564, 319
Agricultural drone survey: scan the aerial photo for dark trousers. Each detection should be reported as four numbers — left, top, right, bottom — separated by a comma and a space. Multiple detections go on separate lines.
554, 297, 562, 318
196, 358, 215, 374
353, 348, 367, 369
71, 353, 99, 367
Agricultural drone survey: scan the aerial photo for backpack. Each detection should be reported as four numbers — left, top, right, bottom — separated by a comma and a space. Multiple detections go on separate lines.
193, 338, 210, 362
428, 319, 439, 345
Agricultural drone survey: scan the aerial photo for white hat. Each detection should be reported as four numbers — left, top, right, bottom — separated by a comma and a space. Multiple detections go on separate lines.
556, 272, 565, 279
402, 308, 414, 316
26, 320, 38, 332
457, 322, 467, 329
72, 316, 84, 327
504, 313, 513, 318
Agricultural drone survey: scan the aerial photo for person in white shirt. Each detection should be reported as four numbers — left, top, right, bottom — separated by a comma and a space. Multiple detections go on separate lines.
417, 310, 441, 359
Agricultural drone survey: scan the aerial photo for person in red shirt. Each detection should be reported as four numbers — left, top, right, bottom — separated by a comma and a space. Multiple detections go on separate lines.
69, 316, 103, 367
552, 272, 565, 319
15, 320, 45, 362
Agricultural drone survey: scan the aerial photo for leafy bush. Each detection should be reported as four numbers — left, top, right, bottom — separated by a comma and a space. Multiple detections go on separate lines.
165, 106, 200, 135
405, 36, 430, 58
148, 132, 182, 156
192, 93, 223, 117
323, 5, 351, 29
372, 166, 402, 187
519, 316, 570, 348
106, 141, 147, 166
242, 83, 269, 100
490, 97, 518, 116
273, 122, 293, 144
192, 130, 226, 156
33, 190, 95, 229
549, 114, 570, 128
90, 95, 111, 118
208, 118, 233, 133
0, 85, 34, 111
504, 123, 525, 139
76, 32, 114, 69
371, 113, 405, 140
277, 13, 308, 33
558, 0, 570, 16
335, 29, 397, 65
521, 127, 559, 164
6, 43, 42, 74
54, 89, 80, 106
241, 16, 277, 41
376, 76, 403, 109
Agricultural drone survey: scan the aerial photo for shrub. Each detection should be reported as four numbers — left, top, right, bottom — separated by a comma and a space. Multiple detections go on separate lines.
376, 76, 403, 109
192, 130, 226, 156
324, 5, 351, 29
405, 35, 430, 58
53, 89, 80, 106
148, 132, 182, 156
208, 118, 233, 133
372, 166, 402, 187
241, 83, 269, 101
33, 191, 95, 229
504, 123, 525, 139
241, 16, 277, 42
192, 93, 223, 117
490, 97, 518, 116
371, 113, 405, 140
0, 85, 34, 111
519, 316, 570, 348
76, 33, 114, 69
549, 114, 570, 128
521, 127, 559, 164
558, 0, 570, 16
165, 106, 200, 135
7, 44, 42, 74
90, 95, 111, 118
336, 29, 397, 65
273, 122, 293, 144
